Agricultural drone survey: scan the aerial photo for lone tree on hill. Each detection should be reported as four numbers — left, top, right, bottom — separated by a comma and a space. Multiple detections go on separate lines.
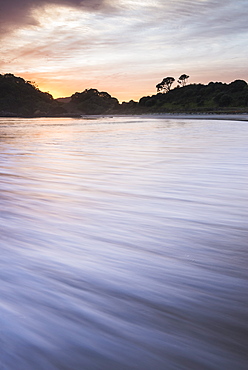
156, 81, 164, 93
156, 77, 175, 93
178, 74, 189, 87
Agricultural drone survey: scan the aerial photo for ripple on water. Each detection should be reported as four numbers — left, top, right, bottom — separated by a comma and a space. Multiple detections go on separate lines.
0, 116, 248, 369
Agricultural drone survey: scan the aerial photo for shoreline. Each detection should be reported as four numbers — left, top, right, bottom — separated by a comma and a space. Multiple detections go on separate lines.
1, 112, 248, 122
137, 113, 248, 121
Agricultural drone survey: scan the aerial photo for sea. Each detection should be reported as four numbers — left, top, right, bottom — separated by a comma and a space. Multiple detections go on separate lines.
0, 115, 248, 370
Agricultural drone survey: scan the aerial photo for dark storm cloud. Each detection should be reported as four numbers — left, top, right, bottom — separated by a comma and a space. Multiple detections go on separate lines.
0, 0, 114, 35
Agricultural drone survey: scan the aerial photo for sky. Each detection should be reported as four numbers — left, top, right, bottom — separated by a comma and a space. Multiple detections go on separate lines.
0, 0, 247, 101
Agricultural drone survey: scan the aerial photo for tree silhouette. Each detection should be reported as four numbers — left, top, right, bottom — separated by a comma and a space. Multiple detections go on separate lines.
178, 74, 189, 87
156, 77, 175, 93
70, 88, 119, 114
156, 82, 164, 93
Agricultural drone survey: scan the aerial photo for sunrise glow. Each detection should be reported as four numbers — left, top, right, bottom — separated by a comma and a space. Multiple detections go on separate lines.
1, 0, 247, 101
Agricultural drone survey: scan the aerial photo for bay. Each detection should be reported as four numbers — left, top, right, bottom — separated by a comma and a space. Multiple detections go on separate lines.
0, 116, 248, 369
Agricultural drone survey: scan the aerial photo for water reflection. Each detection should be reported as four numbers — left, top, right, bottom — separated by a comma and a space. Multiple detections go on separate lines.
0, 117, 248, 369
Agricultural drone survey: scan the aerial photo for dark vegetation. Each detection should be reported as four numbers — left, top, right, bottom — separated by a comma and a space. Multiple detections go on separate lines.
0, 74, 57, 116
0, 73, 247, 117
156, 77, 175, 93
155, 74, 189, 93
70, 89, 119, 114
136, 79, 248, 114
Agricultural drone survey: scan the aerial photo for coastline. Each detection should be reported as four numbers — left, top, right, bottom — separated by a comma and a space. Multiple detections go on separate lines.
137, 113, 248, 121
79, 112, 248, 122
1, 112, 248, 122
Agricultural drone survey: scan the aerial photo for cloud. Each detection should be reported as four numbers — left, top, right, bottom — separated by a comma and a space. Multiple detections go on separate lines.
126, 0, 248, 41
0, 0, 115, 36
1, 0, 247, 41
1, 0, 247, 100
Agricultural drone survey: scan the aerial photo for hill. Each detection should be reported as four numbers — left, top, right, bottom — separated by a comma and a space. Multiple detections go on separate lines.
0, 74, 247, 116
0, 74, 58, 116
69, 89, 119, 115
133, 80, 248, 114
0, 74, 72, 117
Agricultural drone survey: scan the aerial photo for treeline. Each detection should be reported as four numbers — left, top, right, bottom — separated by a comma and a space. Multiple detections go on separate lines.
0, 74, 55, 116
135, 79, 248, 113
0, 74, 119, 116
70, 89, 119, 114
0, 73, 248, 117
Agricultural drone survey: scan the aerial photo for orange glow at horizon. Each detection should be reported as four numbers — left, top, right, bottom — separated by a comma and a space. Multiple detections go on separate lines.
19, 71, 246, 103
35, 81, 145, 102
1, 0, 247, 105
20, 72, 159, 102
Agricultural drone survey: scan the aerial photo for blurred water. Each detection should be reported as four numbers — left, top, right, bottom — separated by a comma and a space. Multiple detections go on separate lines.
0, 116, 247, 370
